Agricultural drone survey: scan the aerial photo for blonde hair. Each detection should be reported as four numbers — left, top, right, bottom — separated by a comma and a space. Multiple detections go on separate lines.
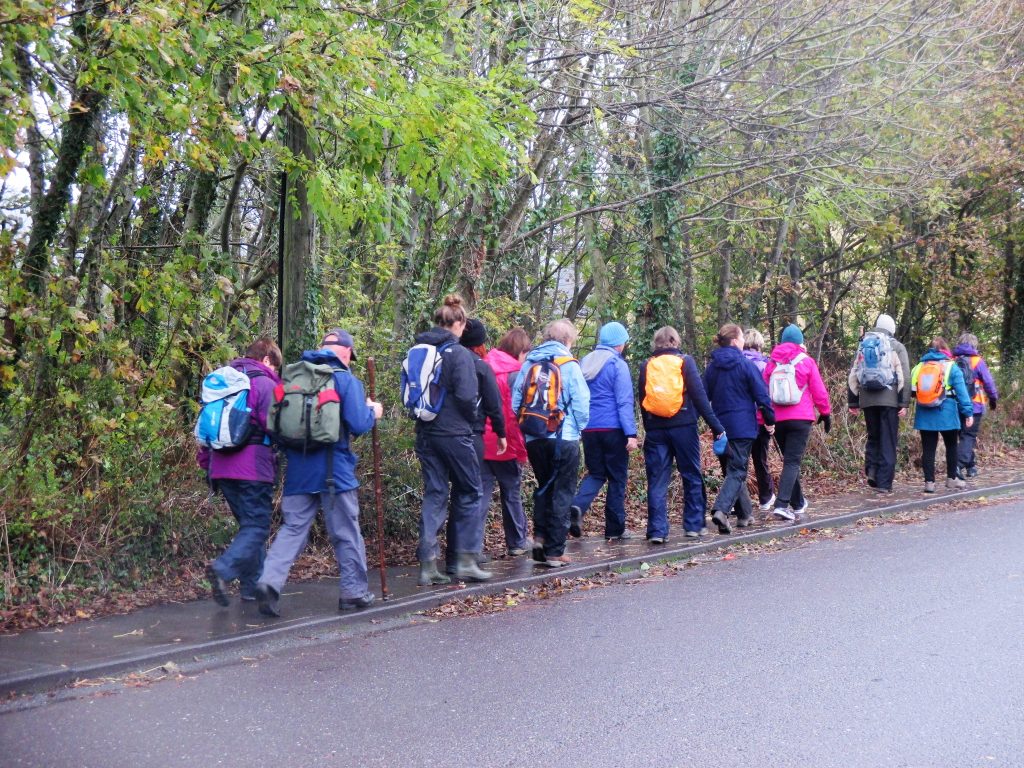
652, 326, 681, 351
434, 293, 467, 328
543, 319, 578, 347
743, 328, 764, 351
715, 323, 743, 348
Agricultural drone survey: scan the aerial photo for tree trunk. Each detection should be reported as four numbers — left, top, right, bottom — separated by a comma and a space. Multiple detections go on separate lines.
280, 110, 319, 361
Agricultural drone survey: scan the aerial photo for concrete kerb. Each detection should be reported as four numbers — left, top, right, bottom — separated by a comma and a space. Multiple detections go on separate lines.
6, 479, 1023, 697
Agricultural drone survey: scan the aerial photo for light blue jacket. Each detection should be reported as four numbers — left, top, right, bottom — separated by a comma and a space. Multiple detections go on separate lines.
511, 340, 590, 441
912, 350, 974, 432
579, 345, 637, 436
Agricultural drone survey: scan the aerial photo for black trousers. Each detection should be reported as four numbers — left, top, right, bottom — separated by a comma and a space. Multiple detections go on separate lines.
863, 406, 900, 490
920, 429, 959, 482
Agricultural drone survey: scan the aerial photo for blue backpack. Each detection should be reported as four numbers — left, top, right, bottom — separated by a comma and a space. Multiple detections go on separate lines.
855, 332, 897, 391
195, 366, 265, 451
400, 341, 455, 421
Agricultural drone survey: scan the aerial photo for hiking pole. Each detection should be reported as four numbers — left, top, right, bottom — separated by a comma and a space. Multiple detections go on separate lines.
367, 357, 389, 601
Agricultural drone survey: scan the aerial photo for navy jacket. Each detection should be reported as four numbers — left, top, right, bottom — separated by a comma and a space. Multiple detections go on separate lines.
638, 349, 724, 435
702, 345, 776, 440
281, 350, 377, 495
413, 327, 479, 437
471, 354, 505, 438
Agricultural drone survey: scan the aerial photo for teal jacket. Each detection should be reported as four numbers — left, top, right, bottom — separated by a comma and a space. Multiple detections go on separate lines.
912, 350, 974, 432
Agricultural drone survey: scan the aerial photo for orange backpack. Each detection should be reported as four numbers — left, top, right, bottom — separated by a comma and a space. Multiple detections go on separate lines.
643, 354, 686, 418
912, 360, 952, 408
517, 355, 576, 437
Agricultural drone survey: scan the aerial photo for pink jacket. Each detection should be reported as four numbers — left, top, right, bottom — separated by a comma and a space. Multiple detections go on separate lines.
762, 342, 831, 422
483, 348, 528, 462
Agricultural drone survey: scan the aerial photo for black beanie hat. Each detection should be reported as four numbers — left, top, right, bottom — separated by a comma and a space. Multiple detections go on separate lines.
460, 318, 487, 347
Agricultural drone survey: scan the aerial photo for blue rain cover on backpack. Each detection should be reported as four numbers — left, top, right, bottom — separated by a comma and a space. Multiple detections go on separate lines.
855, 332, 896, 391
195, 366, 257, 450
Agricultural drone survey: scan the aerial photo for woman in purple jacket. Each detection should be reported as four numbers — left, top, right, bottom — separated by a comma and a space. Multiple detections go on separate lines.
743, 328, 775, 510
198, 338, 282, 606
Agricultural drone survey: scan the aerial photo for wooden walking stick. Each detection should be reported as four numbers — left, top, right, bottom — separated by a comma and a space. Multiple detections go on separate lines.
366, 357, 389, 600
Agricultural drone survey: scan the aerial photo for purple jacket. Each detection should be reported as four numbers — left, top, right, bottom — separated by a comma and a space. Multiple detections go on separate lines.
197, 358, 281, 483
743, 349, 769, 373
952, 344, 998, 414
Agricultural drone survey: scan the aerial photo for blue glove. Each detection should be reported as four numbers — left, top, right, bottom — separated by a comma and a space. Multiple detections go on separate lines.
713, 432, 728, 456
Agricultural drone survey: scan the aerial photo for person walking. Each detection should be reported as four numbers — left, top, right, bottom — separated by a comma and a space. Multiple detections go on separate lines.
409, 294, 492, 586
743, 328, 776, 510
444, 318, 506, 574
480, 328, 532, 556
569, 321, 639, 542
911, 337, 974, 493
704, 324, 776, 534
511, 319, 590, 567
199, 338, 282, 606
639, 326, 725, 542
762, 324, 831, 521
254, 330, 383, 617
951, 332, 999, 479
847, 313, 911, 494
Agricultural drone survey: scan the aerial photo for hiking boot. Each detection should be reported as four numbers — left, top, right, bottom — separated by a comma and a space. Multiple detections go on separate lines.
967, 467, 979, 478
455, 553, 493, 582
531, 539, 547, 563
684, 530, 700, 540
923, 481, 936, 493
240, 585, 257, 602
339, 592, 376, 611
955, 466, 966, 481
736, 515, 754, 529
607, 529, 634, 542
507, 547, 528, 557
417, 559, 452, 586
711, 510, 732, 534
476, 553, 492, 565
255, 582, 280, 617
648, 536, 666, 544
444, 562, 457, 576
946, 477, 966, 490
568, 506, 583, 538
542, 554, 571, 568
758, 493, 776, 512
206, 565, 230, 607
793, 499, 809, 515
772, 507, 795, 521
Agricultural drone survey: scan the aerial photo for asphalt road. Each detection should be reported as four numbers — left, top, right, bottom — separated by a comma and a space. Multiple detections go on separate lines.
3, 499, 1023, 767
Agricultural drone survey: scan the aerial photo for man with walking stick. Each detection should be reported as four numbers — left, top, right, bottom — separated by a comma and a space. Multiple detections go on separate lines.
255, 329, 384, 617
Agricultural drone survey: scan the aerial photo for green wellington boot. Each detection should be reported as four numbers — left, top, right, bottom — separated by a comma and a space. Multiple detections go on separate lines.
418, 559, 452, 586
454, 552, 493, 582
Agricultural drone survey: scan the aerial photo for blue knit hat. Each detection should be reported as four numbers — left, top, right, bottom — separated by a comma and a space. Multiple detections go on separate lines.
780, 324, 804, 345
599, 321, 629, 347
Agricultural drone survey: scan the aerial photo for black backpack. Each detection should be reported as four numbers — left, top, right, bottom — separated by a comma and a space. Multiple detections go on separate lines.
954, 355, 977, 400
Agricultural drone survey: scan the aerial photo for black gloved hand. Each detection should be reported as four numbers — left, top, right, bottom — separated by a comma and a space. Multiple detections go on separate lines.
818, 413, 832, 434
989, 397, 997, 411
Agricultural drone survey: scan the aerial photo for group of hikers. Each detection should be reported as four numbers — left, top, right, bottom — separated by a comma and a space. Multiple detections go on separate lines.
195, 297, 999, 617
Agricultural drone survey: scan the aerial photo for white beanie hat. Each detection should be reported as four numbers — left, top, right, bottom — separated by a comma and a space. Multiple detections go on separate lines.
875, 313, 896, 335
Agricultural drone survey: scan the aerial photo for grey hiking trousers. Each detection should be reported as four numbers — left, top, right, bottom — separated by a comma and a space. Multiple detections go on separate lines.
259, 490, 368, 599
